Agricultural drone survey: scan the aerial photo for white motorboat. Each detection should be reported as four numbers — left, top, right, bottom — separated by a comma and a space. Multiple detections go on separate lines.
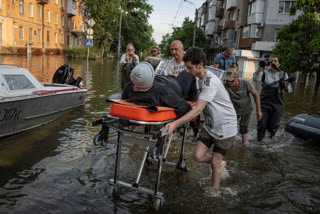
0, 64, 87, 138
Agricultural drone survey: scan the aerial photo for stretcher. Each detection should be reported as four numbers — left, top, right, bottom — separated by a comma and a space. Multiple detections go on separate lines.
92, 99, 195, 209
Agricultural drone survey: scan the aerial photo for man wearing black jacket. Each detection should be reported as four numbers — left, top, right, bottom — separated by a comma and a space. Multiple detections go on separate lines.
121, 62, 197, 117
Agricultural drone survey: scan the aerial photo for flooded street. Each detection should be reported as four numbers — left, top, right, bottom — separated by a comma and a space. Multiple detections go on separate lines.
0, 55, 319, 213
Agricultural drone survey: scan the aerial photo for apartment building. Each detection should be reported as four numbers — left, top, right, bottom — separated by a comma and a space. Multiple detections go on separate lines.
0, 0, 86, 55
196, 0, 301, 77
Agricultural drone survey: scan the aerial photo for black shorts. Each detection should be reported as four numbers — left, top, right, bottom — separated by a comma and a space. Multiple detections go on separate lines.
197, 129, 235, 156
238, 111, 252, 134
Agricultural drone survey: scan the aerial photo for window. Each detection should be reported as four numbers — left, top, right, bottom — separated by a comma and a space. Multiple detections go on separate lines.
250, 25, 261, 38
279, 1, 295, 14
54, 33, 57, 44
47, 10, 50, 22
55, 0, 58, 5
61, 33, 64, 45
37, 5, 41, 19
47, 31, 50, 43
19, 26, 24, 40
248, 1, 256, 15
29, 3, 33, 17
37, 30, 41, 42
61, 15, 64, 26
0, 23, 2, 44
19, 0, 24, 14
0, 0, 2, 9
29, 28, 33, 41
229, 11, 235, 21
4, 75, 35, 90
78, 5, 81, 15
242, 26, 249, 38
61, 0, 65, 10
55, 13, 58, 24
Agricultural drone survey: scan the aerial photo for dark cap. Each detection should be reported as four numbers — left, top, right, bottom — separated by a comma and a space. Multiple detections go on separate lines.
152, 46, 159, 50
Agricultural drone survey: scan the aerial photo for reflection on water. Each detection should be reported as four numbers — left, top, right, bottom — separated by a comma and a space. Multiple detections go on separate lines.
0, 55, 320, 213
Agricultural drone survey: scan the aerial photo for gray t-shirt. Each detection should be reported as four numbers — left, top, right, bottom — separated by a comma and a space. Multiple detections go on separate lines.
224, 79, 254, 115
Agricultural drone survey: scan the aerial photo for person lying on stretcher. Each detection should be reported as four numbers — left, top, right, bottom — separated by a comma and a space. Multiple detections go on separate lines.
121, 62, 198, 117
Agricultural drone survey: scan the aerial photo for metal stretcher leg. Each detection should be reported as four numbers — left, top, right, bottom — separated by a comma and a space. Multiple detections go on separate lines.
133, 146, 149, 188
113, 132, 122, 185
176, 124, 189, 172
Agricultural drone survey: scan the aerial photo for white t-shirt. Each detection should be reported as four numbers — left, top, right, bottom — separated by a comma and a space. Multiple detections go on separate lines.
165, 59, 186, 75
199, 71, 237, 140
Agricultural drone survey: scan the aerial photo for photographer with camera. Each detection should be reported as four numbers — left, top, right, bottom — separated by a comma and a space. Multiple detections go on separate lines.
253, 56, 294, 142
120, 44, 140, 90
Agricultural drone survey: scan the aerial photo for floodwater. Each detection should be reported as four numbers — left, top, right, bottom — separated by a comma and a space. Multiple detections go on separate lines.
0, 55, 319, 213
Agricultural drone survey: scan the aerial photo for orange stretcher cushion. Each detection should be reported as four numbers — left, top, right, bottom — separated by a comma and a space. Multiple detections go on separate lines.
108, 99, 195, 122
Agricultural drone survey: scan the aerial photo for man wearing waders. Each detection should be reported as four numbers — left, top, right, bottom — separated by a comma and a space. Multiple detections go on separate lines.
120, 44, 139, 90
253, 56, 292, 142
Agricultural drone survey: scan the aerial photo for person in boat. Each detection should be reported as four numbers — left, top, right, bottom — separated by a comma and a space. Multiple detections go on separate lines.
165, 40, 186, 76
120, 44, 140, 91
213, 48, 237, 71
145, 46, 162, 70
224, 68, 262, 145
121, 62, 197, 117
253, 56, 292, 141
165, 47, 237, 189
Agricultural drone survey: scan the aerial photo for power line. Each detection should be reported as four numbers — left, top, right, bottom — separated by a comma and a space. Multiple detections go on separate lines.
171, 0, 184, 26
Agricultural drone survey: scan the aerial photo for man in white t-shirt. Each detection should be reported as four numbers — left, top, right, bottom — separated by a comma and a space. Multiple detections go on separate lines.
166, 47, 237, 189
166, 40, 186, 76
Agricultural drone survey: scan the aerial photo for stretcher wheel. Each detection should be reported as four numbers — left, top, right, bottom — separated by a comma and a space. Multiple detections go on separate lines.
106, 185, 115, 196
93, 133, 106, 146
153, 197, 163, 211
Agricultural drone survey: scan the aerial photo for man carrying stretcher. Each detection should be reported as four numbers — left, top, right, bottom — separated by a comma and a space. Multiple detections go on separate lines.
121, 61, 198, 117
165, 47, 237, 189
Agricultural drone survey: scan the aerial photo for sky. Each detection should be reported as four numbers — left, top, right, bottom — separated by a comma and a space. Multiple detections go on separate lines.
147, 0, 204, 44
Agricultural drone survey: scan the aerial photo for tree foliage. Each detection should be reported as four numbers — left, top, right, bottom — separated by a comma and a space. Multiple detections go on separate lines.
159, 18, 211, 58
81, 0, 154, 56
273, 0, 320, 79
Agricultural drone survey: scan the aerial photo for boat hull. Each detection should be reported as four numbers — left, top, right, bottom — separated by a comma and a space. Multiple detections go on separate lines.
0, 90, 86, 138
285, 114, 320, 141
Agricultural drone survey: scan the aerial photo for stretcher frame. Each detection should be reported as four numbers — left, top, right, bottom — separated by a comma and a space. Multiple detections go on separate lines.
92, 113, 190, 208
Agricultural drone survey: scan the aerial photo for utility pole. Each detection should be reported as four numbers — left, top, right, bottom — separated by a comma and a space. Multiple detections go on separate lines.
117, 5, 123, 57
193, 9, 197, 47
184, 0, 197, 47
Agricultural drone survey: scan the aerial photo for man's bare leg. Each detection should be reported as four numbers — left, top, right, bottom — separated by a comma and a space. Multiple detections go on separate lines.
211, 152, 226, 188
193, 141, 211, 163
242, 133, 248, 145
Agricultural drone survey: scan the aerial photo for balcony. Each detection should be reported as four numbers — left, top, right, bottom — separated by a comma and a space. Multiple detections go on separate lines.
67, 0, 76, 16
215, 8, 224, 18
205, 21, 215, 36
224, 20, 235, 28
36, 0, 49, 4
226, 0, 237, 11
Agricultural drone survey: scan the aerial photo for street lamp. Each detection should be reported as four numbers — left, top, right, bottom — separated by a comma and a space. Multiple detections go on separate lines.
184, 0, 197, 47
117, 6, 123, 57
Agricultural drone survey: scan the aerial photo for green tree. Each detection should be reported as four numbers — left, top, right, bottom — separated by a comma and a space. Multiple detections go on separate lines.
273, 0, 320, 85
119, 0, 154, 55
159, 18, 210, 58
82, 0, 120, 57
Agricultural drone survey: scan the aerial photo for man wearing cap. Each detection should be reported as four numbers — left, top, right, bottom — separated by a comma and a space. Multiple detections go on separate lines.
224, 68, 262, 145
145, 46, 161, 70
165, 47, 237, 189
121, 62, 195, 117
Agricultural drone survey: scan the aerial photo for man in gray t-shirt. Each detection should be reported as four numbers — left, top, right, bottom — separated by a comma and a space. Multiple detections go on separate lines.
224, 68, 262, 145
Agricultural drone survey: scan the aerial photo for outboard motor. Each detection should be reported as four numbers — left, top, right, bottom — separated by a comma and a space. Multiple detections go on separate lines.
52, 64, 82, 87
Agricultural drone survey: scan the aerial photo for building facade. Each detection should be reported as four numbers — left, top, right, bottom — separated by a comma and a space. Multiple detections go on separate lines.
0, 0, 87, 55
196, 0, 301, 76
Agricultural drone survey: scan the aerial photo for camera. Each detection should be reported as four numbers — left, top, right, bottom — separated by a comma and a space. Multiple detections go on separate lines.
259, 55, 271, 68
